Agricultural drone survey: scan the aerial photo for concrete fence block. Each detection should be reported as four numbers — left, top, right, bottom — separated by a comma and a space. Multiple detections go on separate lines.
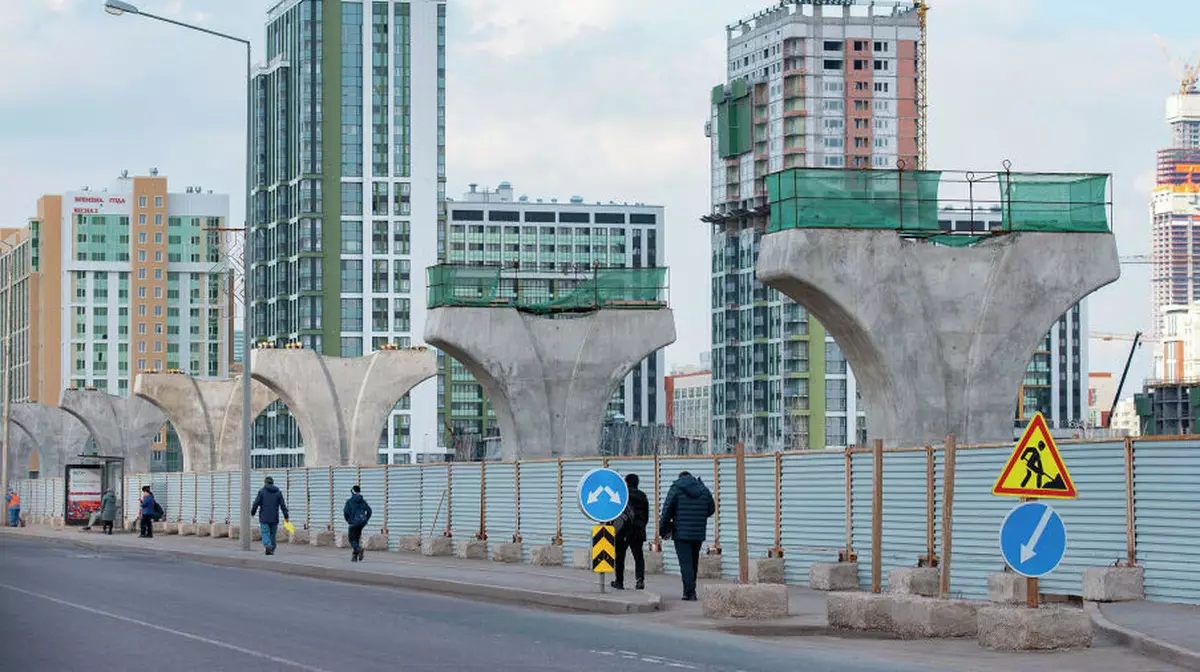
194, 523, 211, 538
288, 529, 310, 545
421, 535, 453, 557
888, 567, 940, 597
491, 542, 523, 563
334, 532, 351, 549
397, 535, 422, 553
827, 592, 893, 632
456, 539, 488, 560
364, 534, 390, 551
701, 584, 789, 620
987, 572, 1027, 605
811, 562, 860, 591
1082, 566, 1144, 602
749, 557, 786, 584
572, 548, 591, 570
644, 550, 664, 575
977, 606, 1093, 651
697, 554, 723, 580
531, 544, 564, 567
210, 523, 229, 538
889, 595, 982, 639
309, 529, 334, 547
177, 522, 196, 536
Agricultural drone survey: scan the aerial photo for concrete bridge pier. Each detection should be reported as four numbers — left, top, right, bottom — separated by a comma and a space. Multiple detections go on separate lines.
134, 374, 279, 472
425, 308, 677, 460
9, 403, 92, 478
756, 229, 1120, 446
60, 390, 167, 475
250, 349, 437, 466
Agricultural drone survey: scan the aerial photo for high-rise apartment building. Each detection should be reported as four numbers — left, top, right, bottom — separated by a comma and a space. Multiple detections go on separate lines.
0, 229, 35, 406
250, 0, 446, 465
442, 182, 666, 453
665, 367, 712, 453
707, 1, 921, 451
1151, 91, 1200, 342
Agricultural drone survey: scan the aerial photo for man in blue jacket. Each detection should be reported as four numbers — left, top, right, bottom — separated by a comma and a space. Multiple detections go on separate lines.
343, 485, 373, 562
138, 485, 157, 538
658, 471, 715, 601
250, 476, 289, 555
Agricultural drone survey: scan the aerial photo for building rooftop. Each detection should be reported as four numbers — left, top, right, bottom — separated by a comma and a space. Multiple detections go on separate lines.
728, 0, 918, 35
449, 182, 660, 209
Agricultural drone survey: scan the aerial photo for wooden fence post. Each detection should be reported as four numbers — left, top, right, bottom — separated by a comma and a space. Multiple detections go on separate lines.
939, 434, 957, 598
735, 442, 749, 584
1124, 437, 1136, 566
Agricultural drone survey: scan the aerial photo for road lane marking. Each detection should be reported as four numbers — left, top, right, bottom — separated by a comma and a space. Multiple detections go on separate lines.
0, 582, 330, 672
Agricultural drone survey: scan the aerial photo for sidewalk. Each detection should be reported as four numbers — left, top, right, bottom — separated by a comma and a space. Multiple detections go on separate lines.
1091, 601, 1200, 671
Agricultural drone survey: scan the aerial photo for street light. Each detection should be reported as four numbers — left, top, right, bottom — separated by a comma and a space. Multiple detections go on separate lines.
0, 239, 15, 513
104, 1, 256, 552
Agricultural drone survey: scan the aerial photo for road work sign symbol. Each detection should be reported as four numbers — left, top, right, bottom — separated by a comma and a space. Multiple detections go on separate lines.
577, 468, 629, 523
992, 412, 1078, 499
999, 501, 1067, 578
592, 525, 616, 573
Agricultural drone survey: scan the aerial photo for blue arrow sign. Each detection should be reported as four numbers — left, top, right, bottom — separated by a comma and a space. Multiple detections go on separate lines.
577, 468, 629, 523
999, 501, 1068, 578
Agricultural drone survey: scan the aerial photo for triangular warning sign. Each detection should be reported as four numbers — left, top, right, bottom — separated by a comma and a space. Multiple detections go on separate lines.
992, 413, 1078, 499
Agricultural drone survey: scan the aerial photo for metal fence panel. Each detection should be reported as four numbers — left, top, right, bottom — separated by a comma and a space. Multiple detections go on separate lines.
780, 451, 846, 584
164, 473, 182, 523
421, 465, 448, 537
879, 451, 934, 590
228, 472, 243, 524
52, 478, 64, 517
332, 467, 360, 534
285, 469, 308, 529
124, 475, 140, 523
450, 463, 483, 540
561, 459, 604, 562
212, 472, 231, 525
180, 473, 197, 523
386, 466, 421, 544
1135, 441, 1200, 604
358, 467, 387, 536
196, 473, 213, 524
484, 463, 517, 543
850, 452, 874, 590
946, 447, 1017, 600
307, 468, 333, 530
517, 461, 559, 561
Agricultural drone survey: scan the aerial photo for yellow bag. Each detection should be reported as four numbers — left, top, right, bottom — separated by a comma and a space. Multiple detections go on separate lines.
283, 520, 295, 535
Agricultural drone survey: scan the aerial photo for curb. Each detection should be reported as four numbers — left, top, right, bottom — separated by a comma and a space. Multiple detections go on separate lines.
1086, 602, 1200, 671
3, 530, 662, 616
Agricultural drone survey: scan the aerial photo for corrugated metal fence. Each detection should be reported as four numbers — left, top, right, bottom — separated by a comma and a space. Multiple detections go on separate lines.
13, 436, 1200, 604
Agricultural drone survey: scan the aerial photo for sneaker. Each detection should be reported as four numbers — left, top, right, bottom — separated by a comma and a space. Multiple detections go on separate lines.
610, 580, 625, 590
351, 550, 358, 562
635, 579, 645, 590
358, 549, 365, 561
682, 593, 698, 601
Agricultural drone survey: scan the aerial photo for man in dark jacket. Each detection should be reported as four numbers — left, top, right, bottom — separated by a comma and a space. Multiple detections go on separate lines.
342, 485, 373, 562
658, 471, 715, 601
250, 476, 289, 555
611, 473, 649, 591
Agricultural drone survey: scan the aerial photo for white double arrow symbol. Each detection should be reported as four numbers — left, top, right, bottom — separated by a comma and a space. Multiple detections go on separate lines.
586, 485, 623, 506
1020, 506, 1054, 564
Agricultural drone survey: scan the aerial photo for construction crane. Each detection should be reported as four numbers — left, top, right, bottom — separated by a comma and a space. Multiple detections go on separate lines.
1089, 332, 1141, 342
1090, 332, 1144, 428
1154, 34, 1200, 95
914, 1, 929, 169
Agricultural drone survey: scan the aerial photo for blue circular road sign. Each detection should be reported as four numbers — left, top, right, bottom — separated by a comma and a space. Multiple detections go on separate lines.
998, 501, 1068, 578
577, 468, 629, 523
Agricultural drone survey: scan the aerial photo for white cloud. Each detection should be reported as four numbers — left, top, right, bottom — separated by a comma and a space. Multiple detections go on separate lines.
454, 0, 641, 59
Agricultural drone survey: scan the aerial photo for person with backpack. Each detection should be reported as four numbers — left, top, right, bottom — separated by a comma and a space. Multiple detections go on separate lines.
250, 476, 289, 556
138, 485, 159, 538
610, 473, 650, 591
659, 471, 715, 601
343, 485, 372, 562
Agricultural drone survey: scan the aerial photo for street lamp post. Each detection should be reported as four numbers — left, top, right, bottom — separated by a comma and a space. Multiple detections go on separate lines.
0, 239, 15, 514
104, 0, 255, 551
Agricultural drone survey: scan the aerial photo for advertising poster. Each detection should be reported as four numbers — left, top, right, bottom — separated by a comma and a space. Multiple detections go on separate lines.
65, 465, 103, 524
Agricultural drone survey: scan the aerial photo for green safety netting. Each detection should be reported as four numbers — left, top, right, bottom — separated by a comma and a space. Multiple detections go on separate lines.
427, 266, 667, 314
767, 168, 943, 233
998, 173, 1109, 233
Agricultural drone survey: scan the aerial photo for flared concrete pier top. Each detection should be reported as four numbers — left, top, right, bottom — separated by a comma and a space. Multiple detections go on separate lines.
8, 403, 90, 477
757, 229, 1119, 446
59, 390, 167, 475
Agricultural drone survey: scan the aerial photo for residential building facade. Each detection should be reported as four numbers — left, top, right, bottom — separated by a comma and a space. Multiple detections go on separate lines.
1151, 91, 1200, 342
442, 182, 667, 447
707, 1, 921, 451
665, 367, 712, 453
250, 0, 447, 465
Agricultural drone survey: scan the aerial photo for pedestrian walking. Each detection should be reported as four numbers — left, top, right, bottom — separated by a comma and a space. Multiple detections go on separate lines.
343, 485, 372, 562
6, 489, 20, 528
611, 473, 649, 591
658, 471, 715, 601
138, 486, 157, 538
100, 489, 117, 534
250, 476, 289, 556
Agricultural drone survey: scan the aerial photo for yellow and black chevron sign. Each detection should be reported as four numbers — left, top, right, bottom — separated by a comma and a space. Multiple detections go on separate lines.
592, 525, 616, 573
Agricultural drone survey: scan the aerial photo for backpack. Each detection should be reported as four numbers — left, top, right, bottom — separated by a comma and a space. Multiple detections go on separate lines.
152, 501, 164, 521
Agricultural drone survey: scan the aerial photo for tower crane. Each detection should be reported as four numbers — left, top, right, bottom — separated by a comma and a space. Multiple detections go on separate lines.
1154, 34, 1200, 95
1089, 332, 1144, 428
914, 1, 929, 169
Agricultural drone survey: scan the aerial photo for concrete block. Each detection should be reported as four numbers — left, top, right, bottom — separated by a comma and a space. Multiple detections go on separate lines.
889, 595, 981, 639
988, 572, 1028, 605
51, 517, 65, 529
161, 522, 178, 535
288, 529, 309, 545
194, 523, 211, 537
229, 526, 261, 541
531, 544, 564, 567
397, 535, 422, 553
491, 542, 523, 563
210, 523, 228, 538
421, 536, 453, 557
749, 557, 786, 584
827, 592, 893, 632
701, 584, 789, 620
310, 530, 334, 547
888, 567, 940, 597
1082, 566, 1144, 602
811, 562, 860, 591
365, 534, 390, 551
178, 523, 196, 536
644, 550, 664, 574
456, 539, 488, 560
697, 554, 723, 579
334, 532, 350, 548
977, 606, 1093, 651
572, 548, 591, 570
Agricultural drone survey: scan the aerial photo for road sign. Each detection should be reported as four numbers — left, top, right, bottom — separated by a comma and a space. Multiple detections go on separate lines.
999, 501, 1068, 578
577, 468, 629, 523
592, 525, 616, 573
992, 412, 1078, 499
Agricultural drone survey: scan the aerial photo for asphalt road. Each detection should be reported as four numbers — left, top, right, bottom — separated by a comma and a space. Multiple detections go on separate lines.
0, 536, 935, 672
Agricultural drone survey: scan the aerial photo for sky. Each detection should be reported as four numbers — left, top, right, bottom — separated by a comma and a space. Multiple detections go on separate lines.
3, 0, 1200, 388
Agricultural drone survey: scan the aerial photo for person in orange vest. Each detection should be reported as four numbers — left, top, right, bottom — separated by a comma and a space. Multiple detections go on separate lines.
6, 489, 19, 527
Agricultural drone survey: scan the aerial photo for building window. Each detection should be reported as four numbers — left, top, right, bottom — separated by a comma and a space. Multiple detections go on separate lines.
341, 183, 363, 216
341, 220, 363, 254
341, 260, 363, 293
340, 298, 363, 331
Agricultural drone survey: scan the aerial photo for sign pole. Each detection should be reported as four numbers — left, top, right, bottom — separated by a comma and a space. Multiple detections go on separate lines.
599, 571, 605, 594
1023, 495, 1039, 609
